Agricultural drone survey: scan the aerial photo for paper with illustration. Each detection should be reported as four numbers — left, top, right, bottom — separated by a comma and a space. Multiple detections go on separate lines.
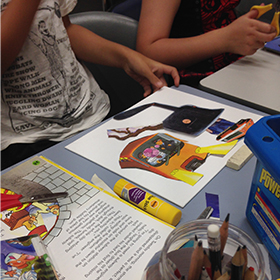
1, 235, 58, 280
66, 87, 264, 207
1, 156, 174, 280
0, 156, 97, 245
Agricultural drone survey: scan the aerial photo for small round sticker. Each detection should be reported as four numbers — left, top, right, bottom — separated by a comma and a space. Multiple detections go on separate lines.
182, 119, 191, 124
150, 200, 159, 208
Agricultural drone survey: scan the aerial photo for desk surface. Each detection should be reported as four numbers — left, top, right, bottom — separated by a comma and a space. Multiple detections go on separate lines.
200, 49, 280, 115
3, 85, 279, 278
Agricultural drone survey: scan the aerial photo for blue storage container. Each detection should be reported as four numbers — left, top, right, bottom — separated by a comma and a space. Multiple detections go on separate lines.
245, 114, 280, 268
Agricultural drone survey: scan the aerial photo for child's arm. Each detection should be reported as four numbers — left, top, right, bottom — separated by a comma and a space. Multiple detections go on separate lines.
62, 16, 179, 97
1, 0, 41, 73
136, 0, 277, 69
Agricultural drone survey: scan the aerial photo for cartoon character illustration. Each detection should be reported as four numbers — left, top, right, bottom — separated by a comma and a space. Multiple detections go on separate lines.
1, 236, 57, 280
119, 133, 237, 185
1, 188, 60, 240
3, 252, 37, 278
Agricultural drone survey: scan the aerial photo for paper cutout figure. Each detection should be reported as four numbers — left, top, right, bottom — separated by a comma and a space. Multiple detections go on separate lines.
206, 118, 235, 135
216, 118, 254, 142
114, 103, 224, 136
119, 133, 237, 186
107, 124, 163, 140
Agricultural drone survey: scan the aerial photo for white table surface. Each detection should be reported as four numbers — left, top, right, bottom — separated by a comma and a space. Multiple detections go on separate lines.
200, 49, 280, 115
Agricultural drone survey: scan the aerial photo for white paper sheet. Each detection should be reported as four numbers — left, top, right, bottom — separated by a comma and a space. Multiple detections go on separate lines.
49, 191, 174, 280
66, 87, 264, 207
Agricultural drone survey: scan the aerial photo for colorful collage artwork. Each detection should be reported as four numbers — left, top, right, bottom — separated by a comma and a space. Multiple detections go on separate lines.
66, 87, 264, 207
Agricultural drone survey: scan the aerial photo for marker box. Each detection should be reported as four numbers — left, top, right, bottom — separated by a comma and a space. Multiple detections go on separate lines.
245, 115, 280, 268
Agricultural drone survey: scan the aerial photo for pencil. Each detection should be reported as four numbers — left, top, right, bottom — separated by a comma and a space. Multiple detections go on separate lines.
167, 258, 181, 279
243, 267, 255, 280
187, 240, 204, 280
221, 258, 231, 276
200, 266, 211, 280
193, 234, 198, 248
216, 271, 230, 280
231, 246, 245, 280
203, 250, 212, 279
213, 265, 221, 280
220, 213, 230, 255
241, 245, 248, 278
207, 224, 222, 273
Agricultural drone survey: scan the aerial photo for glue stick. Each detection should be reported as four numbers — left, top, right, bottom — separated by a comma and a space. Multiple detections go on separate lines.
113, 179, 182, 226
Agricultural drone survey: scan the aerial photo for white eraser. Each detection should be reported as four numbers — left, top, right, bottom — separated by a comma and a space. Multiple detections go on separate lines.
207, 224, 220, 238
226, 144, 253, 171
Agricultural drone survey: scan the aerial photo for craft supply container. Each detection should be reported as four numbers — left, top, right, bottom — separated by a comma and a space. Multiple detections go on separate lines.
142, 219, 265, 280
245, 114, 280, 268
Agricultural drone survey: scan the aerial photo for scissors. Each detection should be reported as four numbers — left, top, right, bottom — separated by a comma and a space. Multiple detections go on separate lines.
251, 1, 280, 35
1, 191, 68, 212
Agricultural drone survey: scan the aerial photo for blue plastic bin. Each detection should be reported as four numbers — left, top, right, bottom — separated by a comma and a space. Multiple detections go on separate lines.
245, 114, 280, 268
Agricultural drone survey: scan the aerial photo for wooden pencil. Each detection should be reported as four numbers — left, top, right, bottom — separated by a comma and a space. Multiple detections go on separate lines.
167, 258, 181, 279
200, 266, 211, 280
220, 213, 230, 256
203, 250, 212, 279
216, 271, 230, 280
241, 245, 248, 278
243, 267, 255, 280
241, 245, 248, 264
187, 240, 204, 280
212, 265, 221, 280
193, 234, 198, 248
231, 246, 245, 280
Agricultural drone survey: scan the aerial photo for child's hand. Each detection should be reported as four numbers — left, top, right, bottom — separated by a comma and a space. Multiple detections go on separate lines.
222, 9, 277, 56
124, 52, 180, 97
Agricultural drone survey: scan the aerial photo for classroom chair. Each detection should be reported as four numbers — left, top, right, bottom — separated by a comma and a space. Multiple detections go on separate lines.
69, 11, 144, 118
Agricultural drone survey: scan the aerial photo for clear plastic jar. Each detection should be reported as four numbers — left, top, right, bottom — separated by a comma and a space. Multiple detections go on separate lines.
142, 219, 265, 280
